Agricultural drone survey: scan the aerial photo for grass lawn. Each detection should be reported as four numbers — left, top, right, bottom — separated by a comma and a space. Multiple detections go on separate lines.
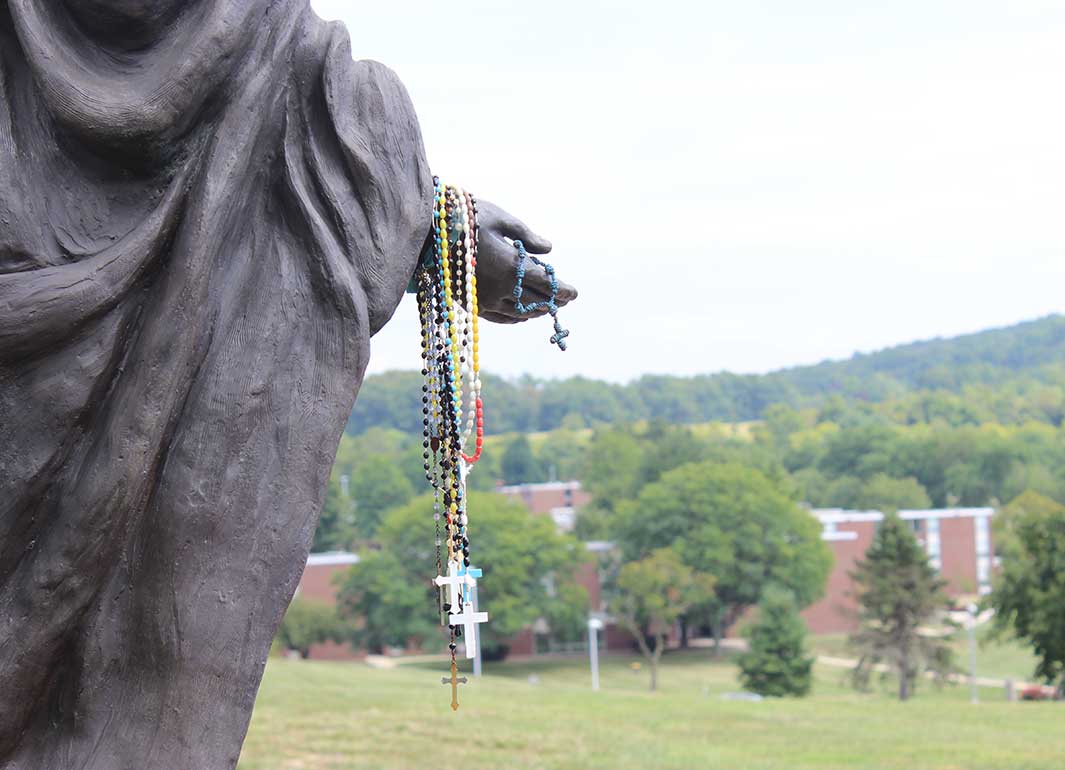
809, 629, 1043, 683
239, 648, 1063, 770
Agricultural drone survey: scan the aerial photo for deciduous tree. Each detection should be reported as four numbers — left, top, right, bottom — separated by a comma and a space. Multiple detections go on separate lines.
609, 549, 715, 691
336, 492, 589, 659
276, 599, 346, 659
615, 462, 831, 650
990, 491, 1065, 696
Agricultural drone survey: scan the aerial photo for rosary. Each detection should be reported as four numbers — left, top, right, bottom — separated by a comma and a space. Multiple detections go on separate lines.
416, 178, 568, 710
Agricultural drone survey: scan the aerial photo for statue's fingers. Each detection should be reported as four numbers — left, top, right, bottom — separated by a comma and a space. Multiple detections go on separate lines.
498, 217, 552, 254
512, 229, 552, 254
555, 279, 578, 305
477, 199, 552, 253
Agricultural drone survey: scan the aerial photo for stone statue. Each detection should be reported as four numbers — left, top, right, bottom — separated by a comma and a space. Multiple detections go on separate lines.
0, 1, 575, 767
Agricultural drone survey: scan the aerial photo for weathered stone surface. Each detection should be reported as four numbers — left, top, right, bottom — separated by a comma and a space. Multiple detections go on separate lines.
0, 2, 430, 766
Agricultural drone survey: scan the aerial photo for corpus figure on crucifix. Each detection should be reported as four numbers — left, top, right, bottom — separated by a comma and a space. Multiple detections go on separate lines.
0, 1, 576, 768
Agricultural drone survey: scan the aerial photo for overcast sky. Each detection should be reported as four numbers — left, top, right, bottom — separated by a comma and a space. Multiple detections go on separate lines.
312, 0, 1065, 383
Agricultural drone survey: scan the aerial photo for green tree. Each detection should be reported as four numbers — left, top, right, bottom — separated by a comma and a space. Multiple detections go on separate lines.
581, 428, 644, 511
349, 454, 414, 538
859, 473, 932, 512
609, 549, 715, 691
500, 434, 543, 484
990, 491, 1065, 695
535, 427, 588, 482
637, 422, 708, 489
276, 599, 345, 658
737, 586, 814, 697
336, 492, 588, 659
615, 462, 831, 650
312, 477, 355, 552
758, 404, 807, 448
336, 550, 439, 653
823, 474, 867, 509
849, 513, 954, 700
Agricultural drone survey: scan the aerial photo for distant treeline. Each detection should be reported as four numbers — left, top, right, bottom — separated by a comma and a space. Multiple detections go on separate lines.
348, 315, 1065, 436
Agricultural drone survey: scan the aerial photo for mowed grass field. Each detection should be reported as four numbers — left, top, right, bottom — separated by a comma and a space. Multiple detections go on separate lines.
238, 647, 1063, 770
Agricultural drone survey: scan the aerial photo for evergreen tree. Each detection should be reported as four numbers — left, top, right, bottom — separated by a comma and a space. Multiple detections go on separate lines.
849, 513, 954, 700
737, 586, 814, 697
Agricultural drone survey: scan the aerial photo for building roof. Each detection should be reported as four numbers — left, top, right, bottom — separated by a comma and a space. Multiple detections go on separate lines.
813, 507, 994, 525
497, 480, 583, 494
306, 551, 360, 567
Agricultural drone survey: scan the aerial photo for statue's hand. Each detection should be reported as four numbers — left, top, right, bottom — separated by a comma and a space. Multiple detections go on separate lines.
473, 200, 577, 324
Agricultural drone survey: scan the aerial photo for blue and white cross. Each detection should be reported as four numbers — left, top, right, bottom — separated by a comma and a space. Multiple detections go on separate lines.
457, 564, 481, 604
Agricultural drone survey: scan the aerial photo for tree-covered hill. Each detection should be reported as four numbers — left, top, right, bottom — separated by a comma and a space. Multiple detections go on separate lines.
347, 314, 1065, 436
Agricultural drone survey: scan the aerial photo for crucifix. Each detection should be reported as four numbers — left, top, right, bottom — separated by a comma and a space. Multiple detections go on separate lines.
457, 563, 481, 604
441, 660, 468, 712
434, 559, 475, 613
449, 605, 489, 659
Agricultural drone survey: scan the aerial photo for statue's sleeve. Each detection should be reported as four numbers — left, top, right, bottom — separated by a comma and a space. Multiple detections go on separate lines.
283, 22, 434, 336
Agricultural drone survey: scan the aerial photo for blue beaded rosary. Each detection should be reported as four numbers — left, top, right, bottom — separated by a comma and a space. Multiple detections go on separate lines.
512, 240, 570, 350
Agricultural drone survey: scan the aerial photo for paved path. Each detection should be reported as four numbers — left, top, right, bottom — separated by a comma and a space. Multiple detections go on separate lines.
364, 653, 448, 670
815, 653, 1029, 690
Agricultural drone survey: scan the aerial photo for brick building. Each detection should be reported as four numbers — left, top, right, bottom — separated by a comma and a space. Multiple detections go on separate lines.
293, 489, 992, 655
496, 480, 591, 533
802, 507, 995, 634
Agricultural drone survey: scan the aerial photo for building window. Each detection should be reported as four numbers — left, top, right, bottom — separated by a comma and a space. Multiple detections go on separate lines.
550, 506, 576, 533
925, 518, 941, 571
975, 515, 992, 594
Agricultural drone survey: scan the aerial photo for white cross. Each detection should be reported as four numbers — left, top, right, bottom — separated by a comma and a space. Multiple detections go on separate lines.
449, 606, 489, 659
433, 560, 474, 608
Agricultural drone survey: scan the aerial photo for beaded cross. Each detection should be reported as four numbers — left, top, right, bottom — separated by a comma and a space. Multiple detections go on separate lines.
512, 240, 570, 351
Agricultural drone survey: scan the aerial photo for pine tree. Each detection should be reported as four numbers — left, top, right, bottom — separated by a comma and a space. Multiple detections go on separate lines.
849, 513, 954, 700
737, 586, 814, 697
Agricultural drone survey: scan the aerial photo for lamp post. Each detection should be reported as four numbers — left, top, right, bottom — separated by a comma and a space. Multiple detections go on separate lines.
472, 583, 483, 678
588, 617, 604, 691
967, 602, 979, 704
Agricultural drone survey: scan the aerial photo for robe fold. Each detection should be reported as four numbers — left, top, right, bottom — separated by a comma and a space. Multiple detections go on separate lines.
0, 1, 432, 766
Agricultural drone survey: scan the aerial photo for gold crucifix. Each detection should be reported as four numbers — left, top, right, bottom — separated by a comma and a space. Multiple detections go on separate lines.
441, 659, 468, 711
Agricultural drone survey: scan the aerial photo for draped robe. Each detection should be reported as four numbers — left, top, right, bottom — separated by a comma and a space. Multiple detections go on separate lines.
0, 1, 432, 766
